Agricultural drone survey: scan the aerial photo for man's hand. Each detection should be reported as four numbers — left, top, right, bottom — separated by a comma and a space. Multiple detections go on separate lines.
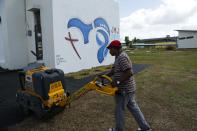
111, 80, 118, 87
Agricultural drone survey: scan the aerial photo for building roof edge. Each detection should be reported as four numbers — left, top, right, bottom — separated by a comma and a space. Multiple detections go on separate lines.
175, 30, 197, 32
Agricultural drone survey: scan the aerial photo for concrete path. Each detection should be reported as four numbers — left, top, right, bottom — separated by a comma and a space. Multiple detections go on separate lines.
0, 64, 151, 130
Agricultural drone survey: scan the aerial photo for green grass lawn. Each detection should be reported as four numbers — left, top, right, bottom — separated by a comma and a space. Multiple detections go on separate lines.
9, 49, 197, 131
129, 49, 197, 130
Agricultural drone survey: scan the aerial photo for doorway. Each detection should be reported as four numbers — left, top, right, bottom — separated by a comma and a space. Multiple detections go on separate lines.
32, 9, 43, 60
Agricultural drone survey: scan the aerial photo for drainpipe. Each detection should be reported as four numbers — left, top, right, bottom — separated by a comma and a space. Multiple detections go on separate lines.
176, 36, 178, 49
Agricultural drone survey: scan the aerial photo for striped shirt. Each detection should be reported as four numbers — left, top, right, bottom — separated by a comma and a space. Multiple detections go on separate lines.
113, 51, 136, 93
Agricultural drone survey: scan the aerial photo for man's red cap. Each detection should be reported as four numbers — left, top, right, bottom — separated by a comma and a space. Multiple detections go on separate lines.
107, 40, 121, 49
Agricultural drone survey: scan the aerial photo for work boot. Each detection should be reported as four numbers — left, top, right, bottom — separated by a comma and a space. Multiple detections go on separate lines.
137, 127, 152, 131
109, 128, 116, 131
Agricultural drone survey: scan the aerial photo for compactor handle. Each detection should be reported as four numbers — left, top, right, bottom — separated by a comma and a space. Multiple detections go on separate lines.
93, 75, 118, 96
93, 75, 112, 83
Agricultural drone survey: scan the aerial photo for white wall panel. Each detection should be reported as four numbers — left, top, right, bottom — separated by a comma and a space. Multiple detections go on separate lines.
0, 0, 5, 64
178, 31, 197, 48
0, 0, 28, 69
52, 0, 119, 73
0, 0, 119, 72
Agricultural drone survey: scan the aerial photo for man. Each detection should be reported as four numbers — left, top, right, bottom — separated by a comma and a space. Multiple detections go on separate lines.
105, 40, 151, 131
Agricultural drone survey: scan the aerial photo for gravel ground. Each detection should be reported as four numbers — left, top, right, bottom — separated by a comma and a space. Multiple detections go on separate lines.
0, 64, 151, 130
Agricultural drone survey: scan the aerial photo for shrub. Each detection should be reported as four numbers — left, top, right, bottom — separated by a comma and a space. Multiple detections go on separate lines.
166, 45, 175, 50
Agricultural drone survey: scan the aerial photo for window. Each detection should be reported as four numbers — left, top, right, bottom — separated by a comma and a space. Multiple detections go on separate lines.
179, 37, 185, 40
186, 36, 194, 39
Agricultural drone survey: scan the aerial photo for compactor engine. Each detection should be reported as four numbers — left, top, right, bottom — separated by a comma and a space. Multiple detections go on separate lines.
16, 66, 68, 119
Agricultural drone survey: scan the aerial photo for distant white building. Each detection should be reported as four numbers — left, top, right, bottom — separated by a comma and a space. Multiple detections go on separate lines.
176, 30, 197, 48
0, 0, 120, 73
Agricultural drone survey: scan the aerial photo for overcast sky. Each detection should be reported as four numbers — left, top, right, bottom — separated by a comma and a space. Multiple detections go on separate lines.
115, 0, 197, 41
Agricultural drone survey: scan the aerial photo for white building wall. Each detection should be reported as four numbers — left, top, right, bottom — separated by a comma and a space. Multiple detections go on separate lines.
0, 0, 119, 72
0, 0, 6, 64
178, 31, 197, 48
0, 0, 28, 69
52, 0, 119, 73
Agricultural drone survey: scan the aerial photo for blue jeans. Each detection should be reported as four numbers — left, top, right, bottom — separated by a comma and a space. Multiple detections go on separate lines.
114, 92, 150, 131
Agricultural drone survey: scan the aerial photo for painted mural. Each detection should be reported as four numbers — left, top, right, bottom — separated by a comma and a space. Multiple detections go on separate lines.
65, 17, 119, 63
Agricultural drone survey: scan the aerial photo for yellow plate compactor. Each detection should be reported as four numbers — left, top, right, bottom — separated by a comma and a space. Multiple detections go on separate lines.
16, 66, 117, 119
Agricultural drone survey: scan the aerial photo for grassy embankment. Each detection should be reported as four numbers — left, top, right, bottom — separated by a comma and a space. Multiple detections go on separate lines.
9, 49, 197, 131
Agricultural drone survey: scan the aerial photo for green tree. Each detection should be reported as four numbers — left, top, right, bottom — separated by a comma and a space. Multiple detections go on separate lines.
131, 37, 140, 48
124, 36, 130, 47
132, 37, 137, 44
